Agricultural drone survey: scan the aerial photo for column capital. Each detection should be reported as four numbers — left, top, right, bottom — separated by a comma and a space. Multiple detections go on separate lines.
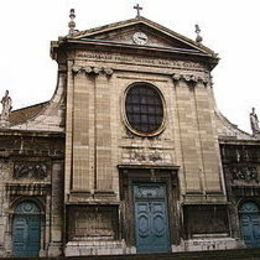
72, 66, 114, 77
172, 72, 209, 85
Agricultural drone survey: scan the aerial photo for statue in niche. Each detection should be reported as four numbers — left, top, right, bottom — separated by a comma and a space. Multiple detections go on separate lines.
0, 90, 12, 121
250, 107, 260, 135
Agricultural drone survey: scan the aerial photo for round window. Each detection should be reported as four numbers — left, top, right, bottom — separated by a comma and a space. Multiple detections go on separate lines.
125, 83, 165, 136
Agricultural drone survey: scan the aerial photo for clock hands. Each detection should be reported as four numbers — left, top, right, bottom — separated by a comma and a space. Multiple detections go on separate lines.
138, 36, 147, 41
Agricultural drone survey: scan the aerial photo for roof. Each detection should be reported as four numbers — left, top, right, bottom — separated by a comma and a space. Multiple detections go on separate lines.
9, 101, 49, 125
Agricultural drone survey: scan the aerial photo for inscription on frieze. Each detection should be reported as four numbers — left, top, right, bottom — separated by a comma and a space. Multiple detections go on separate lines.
14, 162, 48, 179
122, 149, 172, 164
76, 51, 206, 71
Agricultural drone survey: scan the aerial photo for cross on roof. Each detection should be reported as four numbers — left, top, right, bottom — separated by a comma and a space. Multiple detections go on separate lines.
134, 4, 143, 18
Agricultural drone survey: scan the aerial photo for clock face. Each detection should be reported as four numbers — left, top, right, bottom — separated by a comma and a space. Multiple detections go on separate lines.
133, 32, 148, 45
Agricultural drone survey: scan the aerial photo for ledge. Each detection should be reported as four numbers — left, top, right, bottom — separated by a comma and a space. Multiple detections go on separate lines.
117, 164, 179, 170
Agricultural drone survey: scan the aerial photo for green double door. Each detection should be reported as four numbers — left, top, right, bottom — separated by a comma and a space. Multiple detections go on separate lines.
133, 183, 171, 253
12, 202, 41, 257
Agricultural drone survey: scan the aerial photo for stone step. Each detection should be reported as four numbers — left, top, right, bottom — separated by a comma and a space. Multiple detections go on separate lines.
2, 248, 260, 259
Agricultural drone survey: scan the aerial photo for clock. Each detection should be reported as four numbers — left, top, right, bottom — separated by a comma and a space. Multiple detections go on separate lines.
132, 32, 148, 45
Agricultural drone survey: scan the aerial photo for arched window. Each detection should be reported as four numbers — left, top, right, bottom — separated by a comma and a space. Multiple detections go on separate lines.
125, 82, 165, 136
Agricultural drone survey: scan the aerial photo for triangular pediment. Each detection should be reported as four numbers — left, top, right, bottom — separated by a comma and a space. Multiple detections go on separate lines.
68, 17, 216, 57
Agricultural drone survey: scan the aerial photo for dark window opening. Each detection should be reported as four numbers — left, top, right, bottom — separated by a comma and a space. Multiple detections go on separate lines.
125, 83, 164, 134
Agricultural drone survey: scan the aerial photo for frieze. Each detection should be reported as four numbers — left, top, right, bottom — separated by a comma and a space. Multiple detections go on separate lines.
76, 51, 206, 71
226, 166, 258, 183
14, 162, 48, 179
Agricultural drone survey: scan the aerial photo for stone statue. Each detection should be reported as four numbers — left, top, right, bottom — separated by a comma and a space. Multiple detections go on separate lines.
0, 90, 12, 121
250, 107, 260, 134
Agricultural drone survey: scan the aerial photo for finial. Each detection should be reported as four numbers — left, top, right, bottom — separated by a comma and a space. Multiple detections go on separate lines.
134, 3, 143, 18
68, 8, 76, 34
195, 24, 203, 43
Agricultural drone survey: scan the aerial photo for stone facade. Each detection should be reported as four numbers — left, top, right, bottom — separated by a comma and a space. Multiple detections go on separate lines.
0, 16, 259, 257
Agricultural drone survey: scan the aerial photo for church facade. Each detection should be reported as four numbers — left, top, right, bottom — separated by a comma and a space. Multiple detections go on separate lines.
0, 12, 260, 257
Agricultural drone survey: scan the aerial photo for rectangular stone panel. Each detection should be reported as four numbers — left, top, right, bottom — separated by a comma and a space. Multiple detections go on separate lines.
72, 74, 92, 191
183, 205, 229, 239
194, 85, 221, 192
175, 81, 201, 192
95, 75, 113, 191
67, 205, 119, 241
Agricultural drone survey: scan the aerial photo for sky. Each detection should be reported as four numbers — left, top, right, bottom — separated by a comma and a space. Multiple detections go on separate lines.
0, 0, 259, 133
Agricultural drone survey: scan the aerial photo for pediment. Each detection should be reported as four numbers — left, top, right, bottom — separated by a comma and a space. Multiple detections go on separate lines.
69, 17, 216, 57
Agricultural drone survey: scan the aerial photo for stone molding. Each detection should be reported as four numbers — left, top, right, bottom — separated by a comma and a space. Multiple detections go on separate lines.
6, 183, 50, 196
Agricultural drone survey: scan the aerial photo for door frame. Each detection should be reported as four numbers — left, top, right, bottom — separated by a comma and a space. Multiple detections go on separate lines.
118, 165, 180, 250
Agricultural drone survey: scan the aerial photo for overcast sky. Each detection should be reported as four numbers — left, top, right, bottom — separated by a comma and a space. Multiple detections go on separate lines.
0, 0, 259, 133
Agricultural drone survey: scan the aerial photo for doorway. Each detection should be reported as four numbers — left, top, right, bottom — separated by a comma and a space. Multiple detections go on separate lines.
239, 201, 260, 248
133, 183, 170, 253
12, 201, 41, 257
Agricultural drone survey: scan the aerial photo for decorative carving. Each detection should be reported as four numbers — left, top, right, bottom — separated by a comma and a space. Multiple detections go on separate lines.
131, 151, 146, 162
135, 185, 166, 199
15, 202, 40, 214
72, 66, 114, 76
172, 73, 209, 84
250, 107, 260, 135
228, 166, 258, 183
104, 67, 114, 75
122, 149, 171, 164
93, 67, 102, 74
14, 162, 48, 179
148, 153, 162, 162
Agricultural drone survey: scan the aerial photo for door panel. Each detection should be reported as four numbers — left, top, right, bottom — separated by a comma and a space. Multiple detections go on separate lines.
240, 202, 260, 248
134, 183, 170, 253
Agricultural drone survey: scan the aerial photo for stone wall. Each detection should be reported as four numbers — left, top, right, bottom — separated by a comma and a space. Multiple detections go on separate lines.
0, 131, 64, 257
